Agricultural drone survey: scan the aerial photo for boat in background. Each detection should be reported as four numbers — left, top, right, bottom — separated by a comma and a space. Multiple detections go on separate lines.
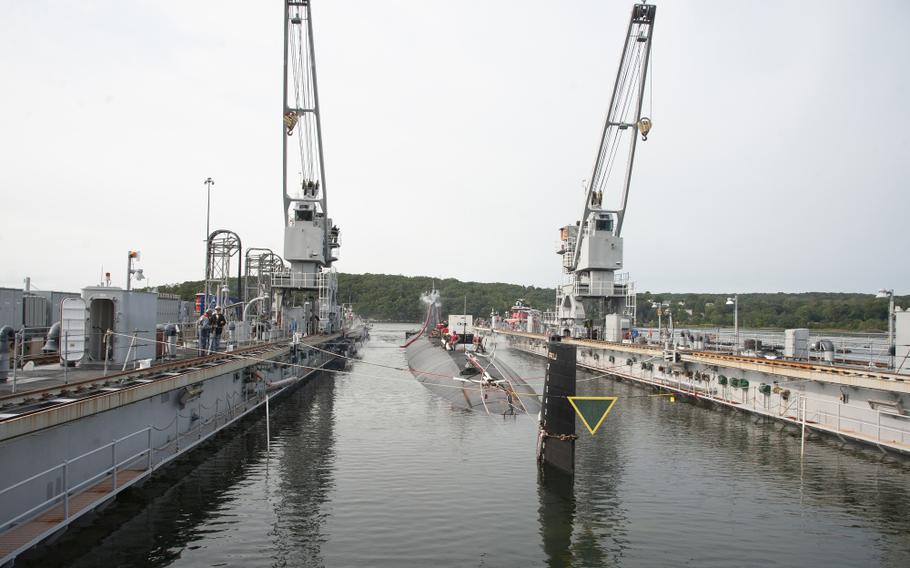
502, 299, 544, 334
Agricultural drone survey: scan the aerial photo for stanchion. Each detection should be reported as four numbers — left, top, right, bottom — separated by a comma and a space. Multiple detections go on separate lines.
265, 393, 270, 447
800, 396, 807, 457
63, 331, 69, 385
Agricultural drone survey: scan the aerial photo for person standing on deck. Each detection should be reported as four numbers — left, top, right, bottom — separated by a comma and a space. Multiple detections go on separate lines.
198, 309, 213, 355
210, 306, 227, 352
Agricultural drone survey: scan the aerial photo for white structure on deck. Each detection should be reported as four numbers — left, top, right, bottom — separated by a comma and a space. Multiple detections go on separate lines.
896, 307, 910, 375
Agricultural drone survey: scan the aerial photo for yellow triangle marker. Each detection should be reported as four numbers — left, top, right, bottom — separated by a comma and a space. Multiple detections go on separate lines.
567, 396, 618, 435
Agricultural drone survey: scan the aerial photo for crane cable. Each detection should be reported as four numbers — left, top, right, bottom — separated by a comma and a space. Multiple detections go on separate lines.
592, 26, 649, 200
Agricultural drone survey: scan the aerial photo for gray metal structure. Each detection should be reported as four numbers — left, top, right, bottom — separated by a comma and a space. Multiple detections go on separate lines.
272, 0, 343, 334
552, 3, 655, 338
205, 229, 243, 310
34, 290, 81, 327
0, 288, 23, 330
280, 0, 336, 280
81, 287, 158, 365
0, 333, 359, 565
244, 248, 285, 321
156, 293, 186, 325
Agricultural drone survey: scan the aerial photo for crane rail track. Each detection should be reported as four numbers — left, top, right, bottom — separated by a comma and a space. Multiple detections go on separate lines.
0, 341, 301, 423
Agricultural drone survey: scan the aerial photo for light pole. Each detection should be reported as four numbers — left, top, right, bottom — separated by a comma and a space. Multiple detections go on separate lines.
204, 177, 215, 241
876, 288, 895, 369
203, 177, 215, 311
726, 295, 739, 354
650, 301, 668, 345
654, 303, 661, 342
126, 250, 144, 291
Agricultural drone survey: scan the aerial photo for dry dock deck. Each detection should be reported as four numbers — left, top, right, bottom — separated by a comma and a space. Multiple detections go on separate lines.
494, 329, 910, 456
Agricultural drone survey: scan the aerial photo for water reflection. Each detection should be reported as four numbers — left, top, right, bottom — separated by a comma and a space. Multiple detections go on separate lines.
20, 375, 337, 568
531, 358, 910, 568
267, 375, 337, 567
538, 465, 576, 567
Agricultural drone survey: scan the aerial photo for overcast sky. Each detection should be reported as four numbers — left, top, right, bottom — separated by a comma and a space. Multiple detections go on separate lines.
2, 0, 908, 295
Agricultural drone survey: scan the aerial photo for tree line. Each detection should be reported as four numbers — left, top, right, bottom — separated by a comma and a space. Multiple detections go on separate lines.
636, 291, 907, 332
146, 275, 906, 331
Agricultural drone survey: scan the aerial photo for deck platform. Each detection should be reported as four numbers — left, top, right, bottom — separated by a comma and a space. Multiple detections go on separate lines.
494, 329, 910, 456
0, 469, 146, 562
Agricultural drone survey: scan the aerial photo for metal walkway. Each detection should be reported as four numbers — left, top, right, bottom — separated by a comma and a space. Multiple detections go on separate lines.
0, 389, 269, 565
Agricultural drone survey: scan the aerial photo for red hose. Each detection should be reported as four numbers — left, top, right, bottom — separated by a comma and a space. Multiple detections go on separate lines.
400, 303, 433, 348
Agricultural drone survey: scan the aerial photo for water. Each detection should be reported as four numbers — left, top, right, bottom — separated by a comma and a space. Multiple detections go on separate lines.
23, 324, 910, 567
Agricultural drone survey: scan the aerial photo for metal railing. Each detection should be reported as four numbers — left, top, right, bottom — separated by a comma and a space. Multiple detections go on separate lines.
577, 352, 910, 447
645, 327, 893, 367
271, 271, 319, 289
573, 273, 632, 298
0, 427, 152, 533
0, 389, 271, 559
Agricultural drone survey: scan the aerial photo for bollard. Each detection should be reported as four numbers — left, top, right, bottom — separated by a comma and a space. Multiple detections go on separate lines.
538, 341, 577, 474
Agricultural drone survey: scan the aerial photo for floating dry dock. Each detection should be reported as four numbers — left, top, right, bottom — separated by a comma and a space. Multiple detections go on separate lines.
0, 332, 361, 565
494, 330, 910, 456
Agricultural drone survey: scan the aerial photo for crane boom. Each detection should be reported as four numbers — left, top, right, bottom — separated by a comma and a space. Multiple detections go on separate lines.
551, 3, 655, 339
570, 3, 655, 273
282, 0, 336, 275
273, 0, 343, 335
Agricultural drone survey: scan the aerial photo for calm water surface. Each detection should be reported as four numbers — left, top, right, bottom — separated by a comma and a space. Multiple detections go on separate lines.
24, 324, 910, 567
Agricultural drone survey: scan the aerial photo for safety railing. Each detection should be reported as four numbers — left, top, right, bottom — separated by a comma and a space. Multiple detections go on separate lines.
573, 274, 632, 298
638, 327, 893, 366
0, 390, 268, 545
0, 427, 152, 533
812, 399, 910, 445
570, 350, 910, 448
271, 271, 320, 289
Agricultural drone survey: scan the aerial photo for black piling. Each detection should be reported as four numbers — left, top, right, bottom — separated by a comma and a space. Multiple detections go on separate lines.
538, 340, 577, 474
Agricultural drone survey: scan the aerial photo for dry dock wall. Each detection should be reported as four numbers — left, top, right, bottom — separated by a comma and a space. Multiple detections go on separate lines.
499, 331, 910, 455
0, 345, 335, 532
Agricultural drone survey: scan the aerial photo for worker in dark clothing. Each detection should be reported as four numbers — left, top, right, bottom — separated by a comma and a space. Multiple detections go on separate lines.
210, 306, 227, 352
198, 309, 213, 355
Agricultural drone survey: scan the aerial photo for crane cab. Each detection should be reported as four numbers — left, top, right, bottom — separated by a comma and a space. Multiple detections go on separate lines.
285, 201, 327, 271
576, 212, 622, 274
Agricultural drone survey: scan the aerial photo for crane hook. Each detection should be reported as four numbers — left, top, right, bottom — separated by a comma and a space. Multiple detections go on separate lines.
638, 117, 652, 141
283, 112, 299, 136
